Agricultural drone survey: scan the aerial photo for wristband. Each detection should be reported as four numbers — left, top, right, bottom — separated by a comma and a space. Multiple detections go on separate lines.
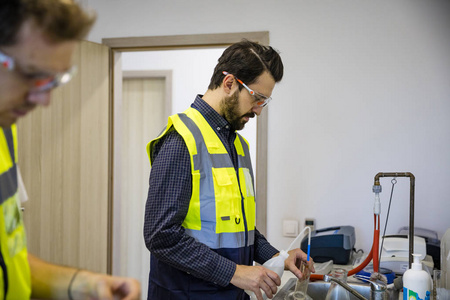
68, 269, 81, 300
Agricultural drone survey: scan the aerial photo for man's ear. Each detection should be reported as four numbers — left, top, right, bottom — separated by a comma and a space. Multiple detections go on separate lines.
222, 74, 237, 95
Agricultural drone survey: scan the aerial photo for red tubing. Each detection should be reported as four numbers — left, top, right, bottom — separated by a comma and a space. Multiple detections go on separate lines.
309, 214, 377, 281
373, 214, 380, 273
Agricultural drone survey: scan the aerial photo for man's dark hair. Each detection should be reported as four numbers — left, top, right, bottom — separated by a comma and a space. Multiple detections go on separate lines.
0, 0, 96, 46
208, 39, 284, 90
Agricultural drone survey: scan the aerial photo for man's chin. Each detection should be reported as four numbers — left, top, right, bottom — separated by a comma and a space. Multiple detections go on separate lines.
236, 122, 246, 131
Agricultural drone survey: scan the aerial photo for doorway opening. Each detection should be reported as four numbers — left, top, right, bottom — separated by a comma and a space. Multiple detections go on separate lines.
103, 32, 270, 297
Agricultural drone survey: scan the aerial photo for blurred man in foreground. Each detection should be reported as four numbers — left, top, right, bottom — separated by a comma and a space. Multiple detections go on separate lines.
0, 1, 140, 298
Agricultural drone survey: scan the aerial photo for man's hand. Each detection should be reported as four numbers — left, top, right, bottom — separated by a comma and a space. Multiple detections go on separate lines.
231, 265, 281, 300
230, 264, 281, 300
284, 248, 315, 280
73, 271, 141, 300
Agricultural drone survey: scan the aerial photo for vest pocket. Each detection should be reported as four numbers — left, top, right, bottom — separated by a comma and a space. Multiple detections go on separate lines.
212, 168, 242, 233
212, 168, 233, 186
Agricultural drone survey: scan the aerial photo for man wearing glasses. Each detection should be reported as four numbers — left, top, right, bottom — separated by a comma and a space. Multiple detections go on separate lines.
0, 1, 140, 299
144, 40, 313, 300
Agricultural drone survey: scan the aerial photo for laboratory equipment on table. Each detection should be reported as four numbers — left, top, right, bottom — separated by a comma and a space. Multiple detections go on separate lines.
307, 172, 416, 283
300, 225, 355, 265
275, 172, 416, 299
398, 226, 441, 269
378, 234, 433, 275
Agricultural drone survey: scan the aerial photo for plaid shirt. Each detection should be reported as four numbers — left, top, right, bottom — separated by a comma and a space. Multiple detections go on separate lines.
143, 95, 279, 287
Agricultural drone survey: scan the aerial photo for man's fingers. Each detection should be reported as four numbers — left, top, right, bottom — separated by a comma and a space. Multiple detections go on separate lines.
265, 269, 281, 285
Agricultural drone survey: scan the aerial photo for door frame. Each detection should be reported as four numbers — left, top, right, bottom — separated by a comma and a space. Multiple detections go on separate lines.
103, 31, 270, 274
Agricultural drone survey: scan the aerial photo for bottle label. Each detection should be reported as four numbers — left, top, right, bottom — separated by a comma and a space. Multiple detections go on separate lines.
403, 288, 431, 300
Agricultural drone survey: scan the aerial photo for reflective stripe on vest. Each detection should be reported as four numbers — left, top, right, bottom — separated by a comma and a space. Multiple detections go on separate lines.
0, 125, 31, 300
148, 107, 256, 250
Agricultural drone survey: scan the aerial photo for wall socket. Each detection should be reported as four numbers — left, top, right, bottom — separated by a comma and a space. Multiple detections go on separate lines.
305, 218, 315, 232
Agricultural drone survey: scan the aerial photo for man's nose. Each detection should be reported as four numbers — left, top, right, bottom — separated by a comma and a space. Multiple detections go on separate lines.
27, 90, 52, 106
252, 105, 263, 116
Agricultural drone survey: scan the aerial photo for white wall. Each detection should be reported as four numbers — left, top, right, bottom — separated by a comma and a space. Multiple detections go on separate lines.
84, 0, 450, 254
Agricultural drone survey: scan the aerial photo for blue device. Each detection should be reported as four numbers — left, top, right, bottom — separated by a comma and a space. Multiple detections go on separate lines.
300, 226, 356, 265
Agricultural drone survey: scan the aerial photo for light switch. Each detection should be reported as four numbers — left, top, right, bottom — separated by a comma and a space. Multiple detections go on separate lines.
283, 220, 299, 237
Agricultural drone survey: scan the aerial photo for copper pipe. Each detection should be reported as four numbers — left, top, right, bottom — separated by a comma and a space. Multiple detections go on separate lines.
374, 172, 415, 268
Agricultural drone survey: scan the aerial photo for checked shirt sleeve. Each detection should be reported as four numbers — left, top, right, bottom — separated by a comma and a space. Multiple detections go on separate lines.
254, 228, 280, 265
143, 129, 236, 286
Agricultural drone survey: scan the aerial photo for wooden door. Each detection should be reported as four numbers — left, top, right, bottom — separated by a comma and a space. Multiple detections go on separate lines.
119, 76, 166, 298
17, 40, 110, 273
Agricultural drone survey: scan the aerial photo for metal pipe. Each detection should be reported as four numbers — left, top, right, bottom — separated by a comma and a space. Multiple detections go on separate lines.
323, 274, 367, 300
374, 172, 415, 268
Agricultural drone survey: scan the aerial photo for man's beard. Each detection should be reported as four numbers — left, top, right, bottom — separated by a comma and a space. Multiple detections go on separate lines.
220, 91, 255, 131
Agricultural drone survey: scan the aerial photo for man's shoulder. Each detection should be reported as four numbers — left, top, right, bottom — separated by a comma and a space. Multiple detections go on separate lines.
152, 127, 187, 158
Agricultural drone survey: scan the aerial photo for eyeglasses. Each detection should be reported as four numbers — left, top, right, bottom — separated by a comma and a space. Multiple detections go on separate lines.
0, 48, 76, 93
222, 71, 272, 107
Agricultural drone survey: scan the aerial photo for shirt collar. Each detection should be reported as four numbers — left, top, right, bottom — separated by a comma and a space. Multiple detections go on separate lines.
192, 95, 232, 132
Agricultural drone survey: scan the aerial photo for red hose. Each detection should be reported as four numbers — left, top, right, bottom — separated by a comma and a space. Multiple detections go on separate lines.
373, 214, 380, 273
348, 244, 373, 276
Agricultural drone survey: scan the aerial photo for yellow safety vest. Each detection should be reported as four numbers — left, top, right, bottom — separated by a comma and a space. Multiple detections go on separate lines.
0, 125, 31, 300
147, 107, 256, 249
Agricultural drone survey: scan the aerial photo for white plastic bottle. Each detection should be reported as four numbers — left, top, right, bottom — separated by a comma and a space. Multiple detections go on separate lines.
263, 250, 289, 278
246, 227, 311, 300
246, 250, 289, 300
402, 253, 431, 300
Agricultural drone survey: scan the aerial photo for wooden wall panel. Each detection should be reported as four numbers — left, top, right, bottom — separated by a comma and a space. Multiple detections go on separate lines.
17, 40, 110, 273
